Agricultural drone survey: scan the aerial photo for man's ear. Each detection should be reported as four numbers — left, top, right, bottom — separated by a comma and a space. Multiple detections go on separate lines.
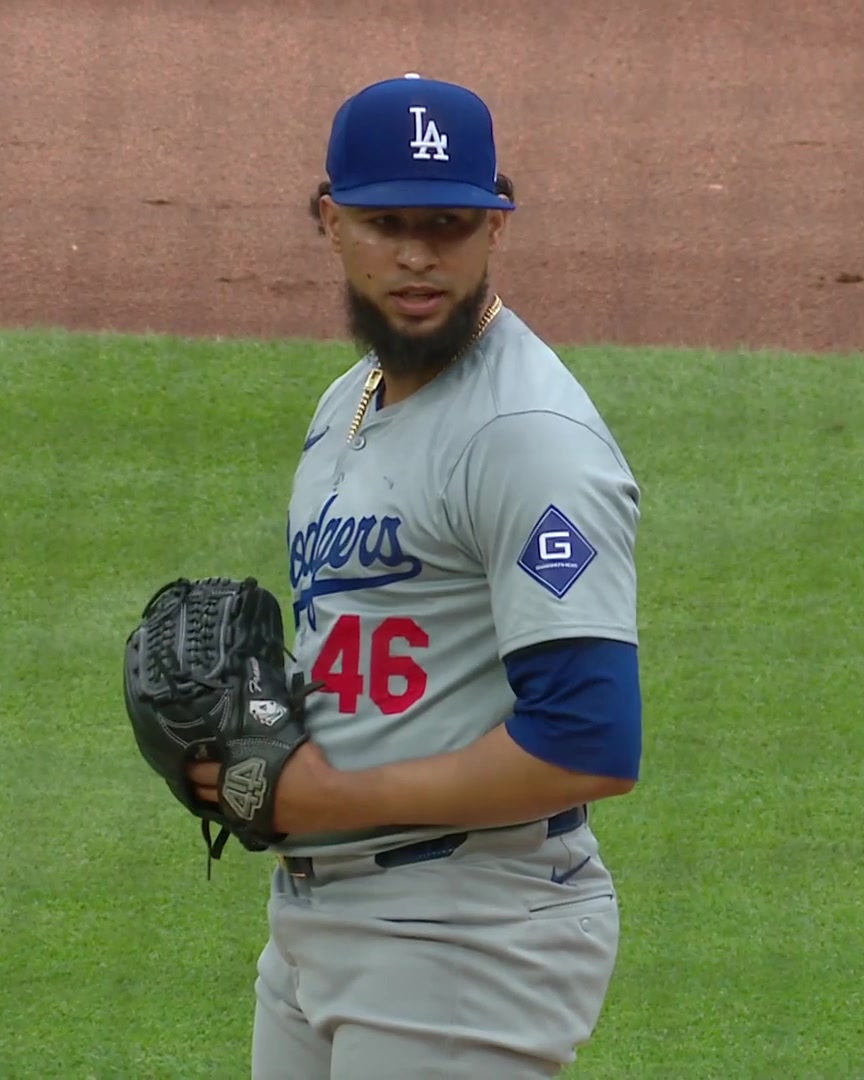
319, 195, 342, 254
487, 208, 510, 253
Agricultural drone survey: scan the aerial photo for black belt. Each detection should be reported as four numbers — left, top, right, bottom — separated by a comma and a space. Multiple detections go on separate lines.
279, 804, 587, 880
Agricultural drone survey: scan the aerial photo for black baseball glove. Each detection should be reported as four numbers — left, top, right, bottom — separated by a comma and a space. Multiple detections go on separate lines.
123, 576, 322, 874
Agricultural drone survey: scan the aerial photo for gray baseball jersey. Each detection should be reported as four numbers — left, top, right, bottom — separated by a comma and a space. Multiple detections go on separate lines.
278, 304, 640, 857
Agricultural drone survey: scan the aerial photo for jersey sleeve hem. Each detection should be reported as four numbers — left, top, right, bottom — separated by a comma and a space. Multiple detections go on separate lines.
499, 624, 638, 658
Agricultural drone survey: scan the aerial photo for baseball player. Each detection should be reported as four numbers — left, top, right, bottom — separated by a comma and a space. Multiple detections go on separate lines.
189, 74, 642, 1079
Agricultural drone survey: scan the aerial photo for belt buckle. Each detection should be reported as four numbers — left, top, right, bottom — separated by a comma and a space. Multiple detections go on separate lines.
278, 854, 314, 880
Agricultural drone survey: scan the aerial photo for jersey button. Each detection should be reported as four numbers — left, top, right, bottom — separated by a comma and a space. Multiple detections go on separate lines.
351, 434, 366, 450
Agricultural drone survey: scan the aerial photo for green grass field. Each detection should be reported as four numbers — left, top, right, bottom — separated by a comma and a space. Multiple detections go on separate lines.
2, 329, 862, 1079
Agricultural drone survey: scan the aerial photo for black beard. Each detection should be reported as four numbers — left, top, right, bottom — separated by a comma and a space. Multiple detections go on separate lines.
345, 277, 490, 378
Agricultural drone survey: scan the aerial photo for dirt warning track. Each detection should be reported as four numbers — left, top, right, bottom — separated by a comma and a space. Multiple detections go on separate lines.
1, 0, 862, 351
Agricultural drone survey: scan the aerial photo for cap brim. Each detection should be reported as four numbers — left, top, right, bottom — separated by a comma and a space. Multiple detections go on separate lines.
329, 179, 515, 211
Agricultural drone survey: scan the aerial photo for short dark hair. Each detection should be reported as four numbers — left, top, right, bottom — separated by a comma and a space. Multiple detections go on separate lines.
307, 173, 515, 235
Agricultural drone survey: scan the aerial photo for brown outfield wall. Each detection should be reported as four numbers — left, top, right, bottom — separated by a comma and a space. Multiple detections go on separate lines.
1, 0, 862, 352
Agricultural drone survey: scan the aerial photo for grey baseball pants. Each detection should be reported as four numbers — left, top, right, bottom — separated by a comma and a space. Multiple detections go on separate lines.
251, 815, 619, 1079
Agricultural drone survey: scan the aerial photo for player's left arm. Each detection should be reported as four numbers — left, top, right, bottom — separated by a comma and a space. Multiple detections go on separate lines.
354, 634, 641, 829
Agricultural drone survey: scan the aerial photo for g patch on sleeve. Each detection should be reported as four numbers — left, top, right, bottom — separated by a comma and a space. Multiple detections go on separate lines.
516, 504, 598, 598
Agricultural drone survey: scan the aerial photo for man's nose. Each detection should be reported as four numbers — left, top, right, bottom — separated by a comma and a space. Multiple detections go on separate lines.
395, 235, 438, 273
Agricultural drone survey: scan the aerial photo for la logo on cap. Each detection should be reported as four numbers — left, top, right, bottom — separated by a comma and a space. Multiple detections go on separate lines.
400, 73, 450, 161
410, 106, 449, 161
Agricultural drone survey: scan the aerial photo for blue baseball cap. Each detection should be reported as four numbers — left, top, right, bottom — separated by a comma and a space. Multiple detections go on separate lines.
325, 74, 515, 211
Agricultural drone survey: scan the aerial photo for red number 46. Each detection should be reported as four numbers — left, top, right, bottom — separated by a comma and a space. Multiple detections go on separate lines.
310, 615, 429, 715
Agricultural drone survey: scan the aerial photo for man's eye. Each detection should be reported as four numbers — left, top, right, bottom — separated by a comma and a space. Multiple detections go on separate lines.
367, 213, 467, 233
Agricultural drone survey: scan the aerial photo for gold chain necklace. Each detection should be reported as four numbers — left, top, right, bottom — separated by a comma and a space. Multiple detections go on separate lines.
346, 294, 503, 443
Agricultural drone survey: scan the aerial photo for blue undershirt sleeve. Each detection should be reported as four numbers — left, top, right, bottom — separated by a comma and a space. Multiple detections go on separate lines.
503, 638, 642, 781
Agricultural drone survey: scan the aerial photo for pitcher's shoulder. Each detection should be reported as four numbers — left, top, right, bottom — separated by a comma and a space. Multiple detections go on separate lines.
306, 357, 372, 427
467, 306, 614, 436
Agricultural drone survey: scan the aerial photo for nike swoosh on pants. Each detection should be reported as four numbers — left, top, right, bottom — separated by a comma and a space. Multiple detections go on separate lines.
550, 854, 591, 885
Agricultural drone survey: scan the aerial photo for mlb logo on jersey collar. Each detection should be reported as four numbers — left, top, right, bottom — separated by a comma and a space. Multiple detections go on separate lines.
517, 505, 598, 599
